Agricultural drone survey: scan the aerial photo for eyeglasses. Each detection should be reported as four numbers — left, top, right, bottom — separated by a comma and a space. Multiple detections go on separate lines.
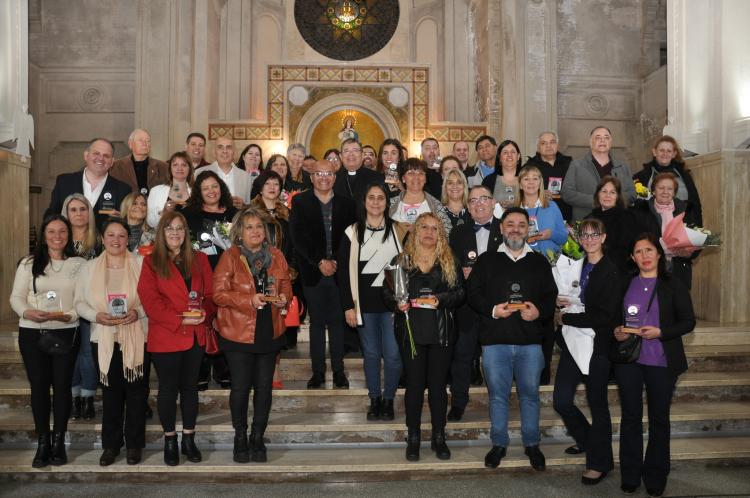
579, 232, 602, 240
468, 195, 493, 205
313, 171, 335, 178
165, 226, 185, 233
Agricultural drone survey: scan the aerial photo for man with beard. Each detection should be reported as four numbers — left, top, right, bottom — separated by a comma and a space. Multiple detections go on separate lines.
362, 145, 378, 170
466, 207, 557, 471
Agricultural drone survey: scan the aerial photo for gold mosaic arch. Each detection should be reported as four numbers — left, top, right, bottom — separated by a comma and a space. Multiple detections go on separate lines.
208, 65, 487, 144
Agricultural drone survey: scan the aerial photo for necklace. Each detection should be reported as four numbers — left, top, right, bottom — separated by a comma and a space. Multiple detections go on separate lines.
48, 259, 64, 273
638, 275, 653, 292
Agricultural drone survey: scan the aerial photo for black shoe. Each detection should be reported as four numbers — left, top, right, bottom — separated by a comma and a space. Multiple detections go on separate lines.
621, 483, 639, 495
32, 433, 51, 468
145, 405, 153, 420
50, 431, 67, 465
470, 359, 483, 386
163, 434, 179, 466
582, 470, 607, 485
219, 380, 232, 389
71, 396, 82, 420
524, 445, 546, 471
446, 406, 464, 422
646, 487, 665, 497
307, 372, 325, 389
430, 429, 451, 460
333, 371, 349, 389
197, 381, 209, 391
565, 444, 585, 455
82, 396, 95, 420
367, 397, 382, 421
233, 429, 250, 463
126, 448, 141, 465
398, 374, 406, 389
250, 432, 267, 463
484, 445, 506, 468
99, 448, 119, 467
181, 432, 202, 463
405, 429, 420, 461
380, 399, 395, 421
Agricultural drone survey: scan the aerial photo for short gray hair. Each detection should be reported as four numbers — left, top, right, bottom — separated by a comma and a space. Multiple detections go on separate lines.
287, 143, 306, 155
537, 131, 558, 141
128, 128, 150, 142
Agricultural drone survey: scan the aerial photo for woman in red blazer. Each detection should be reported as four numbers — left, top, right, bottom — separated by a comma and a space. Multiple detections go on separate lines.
138, 211, 215, 467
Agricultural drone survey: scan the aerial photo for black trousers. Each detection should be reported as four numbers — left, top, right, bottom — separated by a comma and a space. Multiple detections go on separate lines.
404, 343, 453, 431
18, 327, 80, 434
151, 338, 204, 433
199, 352, 231, 385
449, 320, 479, 410
93, 342, 148, 450
552, 348, 614, 472
615, 362, 678, 490
303, 277, 345, 375
224, 350, 276, 433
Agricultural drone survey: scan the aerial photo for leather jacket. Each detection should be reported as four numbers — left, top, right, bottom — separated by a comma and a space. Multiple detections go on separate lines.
213, 245, 292, 344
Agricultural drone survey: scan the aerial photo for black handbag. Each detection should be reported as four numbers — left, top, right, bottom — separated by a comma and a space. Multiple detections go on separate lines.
32, 274, 77, 355
609, 282, 657, 364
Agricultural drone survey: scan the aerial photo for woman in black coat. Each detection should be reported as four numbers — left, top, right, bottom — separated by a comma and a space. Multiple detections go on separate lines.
553, 217, 621, 485
613, 232, 695, 497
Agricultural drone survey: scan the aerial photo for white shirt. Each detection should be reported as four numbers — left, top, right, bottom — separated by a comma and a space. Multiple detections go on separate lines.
146, 184, 192, 228
474, 220, 492, 256
392, 199, 430, 224
497, 242, 533, 262
82, 169, 108, 208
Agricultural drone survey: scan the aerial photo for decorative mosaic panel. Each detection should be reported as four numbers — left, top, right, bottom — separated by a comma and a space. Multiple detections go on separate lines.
208, 65, 487, 143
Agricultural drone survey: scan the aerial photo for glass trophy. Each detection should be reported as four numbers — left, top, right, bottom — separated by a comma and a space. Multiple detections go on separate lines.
622, 304, 641, 334
385, 162, 399, 185
42, 290, 65, 319
507, 281, 527, 311
183, 290, 203, 319
264, 275, 284, 304
465, 250, 478, 268
107, 293, 128, 318
547, 177, 562, 199
99, 192, 116, 215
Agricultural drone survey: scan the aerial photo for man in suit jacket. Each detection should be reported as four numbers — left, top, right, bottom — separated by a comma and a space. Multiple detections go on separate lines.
334, 138, 384, 203
420, 137, 445, 199
196, 135, 252, 209
447, 185, 502, 421
46, 137, 132, 228
290, 160, 356, 389
110, 129, 169, 196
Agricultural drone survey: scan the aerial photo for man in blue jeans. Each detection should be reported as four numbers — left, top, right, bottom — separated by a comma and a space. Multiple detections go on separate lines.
466, 207, 558, 470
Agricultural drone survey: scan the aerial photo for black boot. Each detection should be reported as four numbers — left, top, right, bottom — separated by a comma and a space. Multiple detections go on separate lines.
181, 432, 202, 463
470, 359, 484, 386
163, 434, 179, 466
233, 429, 249, 463
82, 396, 95, 420
367, 397, 382, 421
380, 399, 395, 421
32, 433, 51, 468
430, 428, 451, 460
249, 431, 267, 463
405, 428, 420, 461
50, 431, 67, 465
71, 396, 82, 420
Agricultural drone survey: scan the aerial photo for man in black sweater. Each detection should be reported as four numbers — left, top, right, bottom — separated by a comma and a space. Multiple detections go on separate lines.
466, 207, 557, 471
290, 160, 356, 389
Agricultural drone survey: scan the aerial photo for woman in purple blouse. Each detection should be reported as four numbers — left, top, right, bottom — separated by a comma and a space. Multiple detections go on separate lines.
613, 232, 695, 497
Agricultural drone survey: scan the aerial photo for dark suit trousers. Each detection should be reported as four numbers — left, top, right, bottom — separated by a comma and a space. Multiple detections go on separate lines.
552, 348, 614, 472
404, 343, 453, 431
615, 362, 677, 490
303, 276, 346, 374
449, 317, 479, 409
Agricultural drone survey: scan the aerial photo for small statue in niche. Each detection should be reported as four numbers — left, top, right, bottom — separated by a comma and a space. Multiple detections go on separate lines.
338, 115, 359, 142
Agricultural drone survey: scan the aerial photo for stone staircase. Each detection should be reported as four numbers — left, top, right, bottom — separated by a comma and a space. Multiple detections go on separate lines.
0, 321, 748, 481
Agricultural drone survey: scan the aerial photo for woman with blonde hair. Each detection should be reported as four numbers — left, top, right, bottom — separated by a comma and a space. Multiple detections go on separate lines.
62, 193, 99, 260
441, 164, 471, 229
516, 165, 568, 256
120, 192, 155, 252
384, 212, 464, 461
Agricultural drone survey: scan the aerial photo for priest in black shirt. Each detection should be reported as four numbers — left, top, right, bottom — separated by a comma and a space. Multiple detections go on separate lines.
333, 138, 384, 203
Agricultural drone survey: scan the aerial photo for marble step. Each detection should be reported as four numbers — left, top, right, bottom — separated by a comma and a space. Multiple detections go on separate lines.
1, 371, 748, 412
1, 401, 748, 446
1, 436, 749, 480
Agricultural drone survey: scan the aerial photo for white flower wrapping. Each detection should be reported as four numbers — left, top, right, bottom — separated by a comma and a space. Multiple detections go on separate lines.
552, 255, 584, 304
552, 256, 595, 374
211, 222, 233, 250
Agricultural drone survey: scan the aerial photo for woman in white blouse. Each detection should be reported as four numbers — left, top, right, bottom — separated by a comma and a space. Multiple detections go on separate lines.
147, 151, 194, 228
10, 214, 84, 468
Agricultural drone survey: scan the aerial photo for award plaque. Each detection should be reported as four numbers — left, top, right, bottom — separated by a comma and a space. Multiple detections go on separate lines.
42, 290, 65, 319
622, 304, 641, 334
465, 250, 478, 268
548, 177, 562, 199
107, 294, 128, 318
507, 281, 527, 311
263, 276, 285, 304
99, 192, 116, 215
182, 290, 203, 318
385, 163, 399, 185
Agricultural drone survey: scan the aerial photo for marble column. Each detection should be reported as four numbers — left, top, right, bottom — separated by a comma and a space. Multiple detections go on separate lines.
0, 151, 30, 321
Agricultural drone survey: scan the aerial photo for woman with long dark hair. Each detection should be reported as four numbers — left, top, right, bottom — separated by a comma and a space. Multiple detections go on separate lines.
138, 211, 215, 466
339, 182, 407, 420
11, 215, 84, 467
483, 139, 522, 209
147, 151, 194, 228
613, 232, 695, 496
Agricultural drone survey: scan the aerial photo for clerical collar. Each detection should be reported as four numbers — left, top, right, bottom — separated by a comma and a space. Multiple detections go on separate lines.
347, 169, 357, 176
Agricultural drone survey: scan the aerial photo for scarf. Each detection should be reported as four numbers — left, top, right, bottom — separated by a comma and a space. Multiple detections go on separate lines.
654, 199, 675, 234
89, 252, 145, 385
240, 242, 272, 277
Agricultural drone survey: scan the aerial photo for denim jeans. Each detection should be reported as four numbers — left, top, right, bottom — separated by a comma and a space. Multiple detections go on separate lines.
482, 343, 544, 448
358, 312, 402, 400
71, 319, 98, 397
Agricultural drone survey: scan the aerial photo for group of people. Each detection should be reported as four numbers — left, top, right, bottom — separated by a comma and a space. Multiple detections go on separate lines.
11, 125, 700, 497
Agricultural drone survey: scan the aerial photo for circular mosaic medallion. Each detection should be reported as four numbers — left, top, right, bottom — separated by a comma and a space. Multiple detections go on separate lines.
295, 0, 400, 61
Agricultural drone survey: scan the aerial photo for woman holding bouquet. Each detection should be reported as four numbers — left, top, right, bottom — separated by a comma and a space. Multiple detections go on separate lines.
633, 172, 699, 289
613, 233, 695, 496
383, 212, 464, 462
516, 166, 568, 255
137, 211, 215, 466
213, 207, 292, 463
552, 217, 621, 485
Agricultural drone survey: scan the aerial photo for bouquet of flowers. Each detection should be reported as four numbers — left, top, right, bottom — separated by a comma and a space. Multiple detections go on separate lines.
660, 212, 721, 257
283, 189, 302, 210
211, 221, 233, 250
546, 224, 585, 302
634, 180, 651, 200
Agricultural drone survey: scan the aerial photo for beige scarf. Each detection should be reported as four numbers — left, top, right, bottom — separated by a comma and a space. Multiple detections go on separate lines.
89, 252, 145, 385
